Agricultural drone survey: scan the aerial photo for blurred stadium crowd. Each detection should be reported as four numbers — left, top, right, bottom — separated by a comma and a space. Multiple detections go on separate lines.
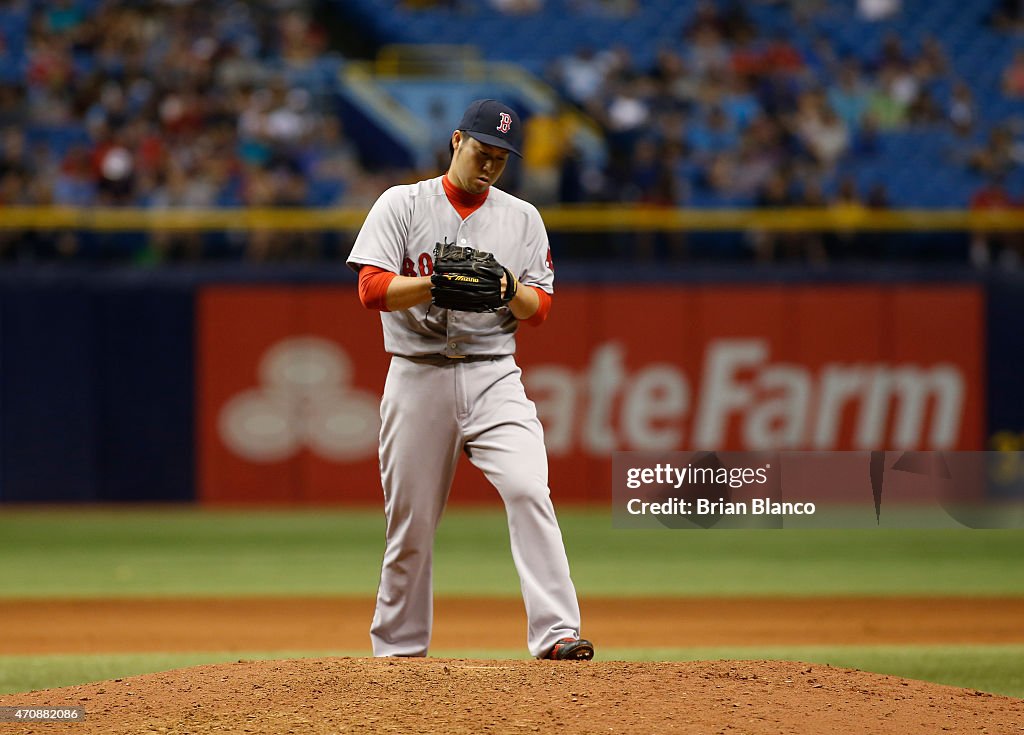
1, 0, 1023, 264
0, 2, 366, 206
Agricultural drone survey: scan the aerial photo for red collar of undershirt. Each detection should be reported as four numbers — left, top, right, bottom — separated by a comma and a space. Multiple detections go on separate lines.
442, 174, 488, 219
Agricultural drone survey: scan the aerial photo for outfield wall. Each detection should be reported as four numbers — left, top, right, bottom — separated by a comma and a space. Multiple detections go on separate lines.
0, 266, 1019, 504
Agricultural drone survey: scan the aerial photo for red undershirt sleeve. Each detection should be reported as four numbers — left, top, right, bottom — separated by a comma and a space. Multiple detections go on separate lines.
523, 287, 552, 326
361, 265, 549, 320
358, 265, 397, 311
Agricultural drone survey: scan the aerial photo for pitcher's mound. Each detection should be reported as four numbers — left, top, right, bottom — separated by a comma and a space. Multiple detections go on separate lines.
2, 658, 1021, 734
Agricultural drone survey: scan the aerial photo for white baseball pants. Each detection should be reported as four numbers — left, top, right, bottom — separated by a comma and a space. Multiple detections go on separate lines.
370, 354, 582, 658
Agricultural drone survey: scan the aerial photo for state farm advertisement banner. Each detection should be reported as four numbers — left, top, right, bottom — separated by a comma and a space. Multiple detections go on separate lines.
198, 287, 392, 504
197, 285, 984, 504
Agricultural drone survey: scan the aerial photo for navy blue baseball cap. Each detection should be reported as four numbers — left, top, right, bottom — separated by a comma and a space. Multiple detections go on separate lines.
457, 99, 523, 157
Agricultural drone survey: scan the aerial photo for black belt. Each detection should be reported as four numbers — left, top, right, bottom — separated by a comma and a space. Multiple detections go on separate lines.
399, 354, 505, 365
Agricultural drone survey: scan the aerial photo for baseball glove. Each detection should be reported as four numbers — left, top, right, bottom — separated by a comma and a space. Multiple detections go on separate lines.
430, 241, 517, 313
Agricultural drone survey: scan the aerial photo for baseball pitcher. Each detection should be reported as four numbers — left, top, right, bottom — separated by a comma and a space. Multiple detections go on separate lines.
347, 99, 594, 661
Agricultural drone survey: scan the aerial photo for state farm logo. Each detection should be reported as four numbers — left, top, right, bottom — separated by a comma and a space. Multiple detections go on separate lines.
219, 337, 380, 462
525, 339, 966, 454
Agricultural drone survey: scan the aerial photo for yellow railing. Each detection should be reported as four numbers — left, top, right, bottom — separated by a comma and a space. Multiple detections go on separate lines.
2, 206, 1024, 232
0, 207, 368, 231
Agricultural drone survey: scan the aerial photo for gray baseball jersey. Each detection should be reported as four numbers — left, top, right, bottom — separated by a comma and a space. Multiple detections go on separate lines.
348, 175, 582, 659
347, 176, 554, 357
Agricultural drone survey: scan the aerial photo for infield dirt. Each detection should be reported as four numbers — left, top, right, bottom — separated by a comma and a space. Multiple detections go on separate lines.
3, 596, 1024, 653
2, 657, 1023, 734
2, 596, 1023, 734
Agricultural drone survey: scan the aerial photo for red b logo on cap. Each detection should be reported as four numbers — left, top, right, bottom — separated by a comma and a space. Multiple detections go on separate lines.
497, 112, 512, 134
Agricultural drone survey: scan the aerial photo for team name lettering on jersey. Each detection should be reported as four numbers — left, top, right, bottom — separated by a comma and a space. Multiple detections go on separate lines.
403, 252, 439, 277
402, 237, 454, 276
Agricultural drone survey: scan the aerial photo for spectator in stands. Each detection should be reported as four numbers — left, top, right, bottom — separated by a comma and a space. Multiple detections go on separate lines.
793, 93, 850, 169
971, 177, 1014, 211
714, 73, 760, 129
522, 104, 576, 205
794, 177, 828, 263
1003, 49, 1024, 98
916, 35, 950, 80
0, 128, 30, 183
559, 139, 612, 204
760, 31, 805, 76
887, 60, 921, 112
687, 24, 732, 78
684, 1, 725, 40
150, 160, 217, 210
556, 46, 613, 109
603, 72, 654, 157
688, 105, 740, 158
908, 88, 943, 125
835, 174, 865, 209
694, 151, 737, 199
968, 125, 1016, 178
948, 81, 977, 136
0, 125, 64, 259
138, 162, 208, 264
302, 117, 360, 206
276, 9, 326, 67
650, 48, 699, 108
828, 61, 870, 131
92, 126, 137, 205
240, 160, 308, 262
728, 132, 778, 200
827, 175, 869, 259
751, 170, 796, 262
0, 84, 27, 128
266, 85, 316, 154
867, 67, 909, 130
619, 136, 685, 259
802, 33, 841, 79
0, 167, 26, 206
873, 31, 908, 72
861, 182, 893, 258
53, 146, 96, 206
619, 137, 673, 204
969, 175, 1023, 269
26, 31, 73, 92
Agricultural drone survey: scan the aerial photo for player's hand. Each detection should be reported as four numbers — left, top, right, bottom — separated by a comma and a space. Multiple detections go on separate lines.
384, 275, 434, 311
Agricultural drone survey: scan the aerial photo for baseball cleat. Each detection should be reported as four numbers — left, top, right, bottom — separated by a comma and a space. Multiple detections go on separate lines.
545, 637, 594, 660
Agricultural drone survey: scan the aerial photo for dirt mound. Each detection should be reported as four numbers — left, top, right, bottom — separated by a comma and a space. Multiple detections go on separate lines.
2, 658, 1021, 734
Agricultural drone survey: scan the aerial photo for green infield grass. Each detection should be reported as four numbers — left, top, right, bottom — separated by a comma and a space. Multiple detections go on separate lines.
0, 507, 1022, 597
